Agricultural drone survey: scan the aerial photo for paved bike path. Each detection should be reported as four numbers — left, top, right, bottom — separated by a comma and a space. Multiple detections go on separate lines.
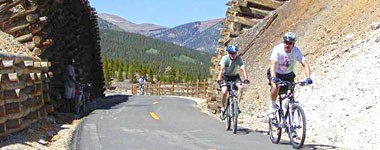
72, 95, 292, 150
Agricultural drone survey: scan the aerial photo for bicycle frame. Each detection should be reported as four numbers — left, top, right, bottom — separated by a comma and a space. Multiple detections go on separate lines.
224, 81, 238, 110
75, 83, 91, 116
223, 81, 240, 134
278, 81, 305, 125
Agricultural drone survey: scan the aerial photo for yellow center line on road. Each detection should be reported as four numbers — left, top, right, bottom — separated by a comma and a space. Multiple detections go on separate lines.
150, 112, 160, 120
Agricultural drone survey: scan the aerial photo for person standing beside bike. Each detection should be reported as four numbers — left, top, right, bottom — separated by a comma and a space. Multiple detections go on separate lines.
217, 45, 249, 120
63, 59, 77, 113
267, 32, 312, 117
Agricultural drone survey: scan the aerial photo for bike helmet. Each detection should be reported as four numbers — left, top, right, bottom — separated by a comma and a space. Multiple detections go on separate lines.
283, 32, 297, 43
226, 45, 238, 53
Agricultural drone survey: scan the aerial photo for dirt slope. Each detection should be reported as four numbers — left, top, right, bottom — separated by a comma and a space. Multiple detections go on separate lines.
232, 0, 380, 149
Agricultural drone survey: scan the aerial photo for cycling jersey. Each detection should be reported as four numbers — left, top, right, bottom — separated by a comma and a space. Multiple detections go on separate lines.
138, 78, 145, 85
269, 43, 305, 74
219, 55, 244, 76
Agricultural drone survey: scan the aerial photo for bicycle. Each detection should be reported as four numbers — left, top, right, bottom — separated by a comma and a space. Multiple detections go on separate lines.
75, 83, 91, 117
139, 84, 144, 95
220, 81, 242, 134
268, 80, 309, 149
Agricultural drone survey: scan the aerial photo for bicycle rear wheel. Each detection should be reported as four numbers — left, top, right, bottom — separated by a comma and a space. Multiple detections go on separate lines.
268, 109, 282, 144
232, 97, 238, 134
82, 98, 86, 115
288, 104, 306, 149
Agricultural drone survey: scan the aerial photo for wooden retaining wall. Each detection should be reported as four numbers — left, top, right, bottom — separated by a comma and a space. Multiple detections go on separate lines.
0, 53, 52, 136
207, 0, 288, 113
0, 0, 103, 136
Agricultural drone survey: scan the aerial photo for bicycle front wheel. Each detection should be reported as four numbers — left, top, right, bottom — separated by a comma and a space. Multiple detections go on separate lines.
232, 97, 239, 134
225, 98, 231, 130
268, 108, 282, 144
288, 104, 306, 149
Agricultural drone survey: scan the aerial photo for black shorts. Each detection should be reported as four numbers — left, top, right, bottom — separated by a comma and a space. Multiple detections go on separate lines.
267, 69, 296, 93
221, 75, 242, 90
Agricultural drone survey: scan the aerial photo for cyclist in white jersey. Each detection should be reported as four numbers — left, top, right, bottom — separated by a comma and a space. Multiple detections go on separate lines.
267, 32, 313, 117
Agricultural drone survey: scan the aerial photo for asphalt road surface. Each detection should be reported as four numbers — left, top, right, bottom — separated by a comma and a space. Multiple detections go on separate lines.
72, 95, 292, 150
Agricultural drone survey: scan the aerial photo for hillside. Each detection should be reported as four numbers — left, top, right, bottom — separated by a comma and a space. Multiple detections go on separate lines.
97, 17, 124, 31
151, 19, 223, 54
230, 0, 380, 149
98, 13, 222, 54
182, 23, 224, 54
99, 29, 212, 82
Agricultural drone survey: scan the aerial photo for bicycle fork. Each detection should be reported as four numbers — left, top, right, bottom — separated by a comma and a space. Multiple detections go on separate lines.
283, 102, 299, 138
228, 97, 234, 117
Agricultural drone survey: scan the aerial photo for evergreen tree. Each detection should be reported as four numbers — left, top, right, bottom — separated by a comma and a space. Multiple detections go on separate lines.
123, 63, 128, 79
102, 58, 111, 87
117, 63, 124, 81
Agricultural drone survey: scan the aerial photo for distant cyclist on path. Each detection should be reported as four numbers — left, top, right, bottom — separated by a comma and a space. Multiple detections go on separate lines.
138, 75, 146, 94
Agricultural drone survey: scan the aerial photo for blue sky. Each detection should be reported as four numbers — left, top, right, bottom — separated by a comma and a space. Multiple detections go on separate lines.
88, 0, 229, 28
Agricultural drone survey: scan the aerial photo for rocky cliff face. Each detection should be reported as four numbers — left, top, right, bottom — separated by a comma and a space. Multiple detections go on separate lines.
230, 0, 380, 149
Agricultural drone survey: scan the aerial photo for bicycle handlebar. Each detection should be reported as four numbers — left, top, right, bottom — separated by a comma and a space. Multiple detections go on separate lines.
277, 81, 307, 87
217, 80, 249, 86
77, 83, 92, 87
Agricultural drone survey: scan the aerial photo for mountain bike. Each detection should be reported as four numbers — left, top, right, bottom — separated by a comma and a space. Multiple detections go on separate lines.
220, 81, 241, 134
268, 81, 308, 149
75, 83, 92, 117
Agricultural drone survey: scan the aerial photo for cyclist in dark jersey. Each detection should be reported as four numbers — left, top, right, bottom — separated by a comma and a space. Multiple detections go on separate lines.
217, 45, 249, 120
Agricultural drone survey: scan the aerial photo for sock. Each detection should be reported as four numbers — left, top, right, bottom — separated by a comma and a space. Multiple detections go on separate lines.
271, 100, 277, 108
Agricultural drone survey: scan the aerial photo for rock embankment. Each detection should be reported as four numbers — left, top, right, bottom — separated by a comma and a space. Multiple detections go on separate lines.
238, 25, 380, 150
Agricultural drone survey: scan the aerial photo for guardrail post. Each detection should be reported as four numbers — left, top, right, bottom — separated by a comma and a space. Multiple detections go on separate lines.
186, 82, 189, 96
196, 80, 199, 97
132, 84, 137, 95
171, 81, 174, 95
158, 81, 161, 96
203, 79, 206, 98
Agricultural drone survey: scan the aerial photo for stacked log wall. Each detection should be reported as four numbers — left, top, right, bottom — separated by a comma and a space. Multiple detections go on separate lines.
0, 0, 104, 135
40, 0, 105, 106
0, 53, 51, 136
207, 0, 288, 113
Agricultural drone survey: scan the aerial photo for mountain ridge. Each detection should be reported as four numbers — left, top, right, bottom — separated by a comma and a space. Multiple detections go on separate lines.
97, 13, 222, 54
98, 13, 168, 36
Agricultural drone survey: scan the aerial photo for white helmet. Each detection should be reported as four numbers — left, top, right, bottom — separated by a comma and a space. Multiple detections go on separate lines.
283, 32, 297, 43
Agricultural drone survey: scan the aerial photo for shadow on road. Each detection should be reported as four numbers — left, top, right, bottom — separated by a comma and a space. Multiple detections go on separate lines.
234, 127, 270, 135
95, 95, 131, 110
303, 143, 338, 149
239, 128, 338, 149
276, 140, 338, 149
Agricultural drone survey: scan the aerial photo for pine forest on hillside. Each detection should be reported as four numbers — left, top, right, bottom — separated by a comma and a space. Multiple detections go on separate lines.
99, 29, 212, 85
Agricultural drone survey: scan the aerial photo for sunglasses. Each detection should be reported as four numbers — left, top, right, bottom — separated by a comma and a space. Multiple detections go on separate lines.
228, 52, 237, 55
284, 41, 294, 45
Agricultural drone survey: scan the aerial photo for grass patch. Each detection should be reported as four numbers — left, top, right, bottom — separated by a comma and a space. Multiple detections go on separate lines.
174, 55, 196, 63
146, 48, 160, 54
